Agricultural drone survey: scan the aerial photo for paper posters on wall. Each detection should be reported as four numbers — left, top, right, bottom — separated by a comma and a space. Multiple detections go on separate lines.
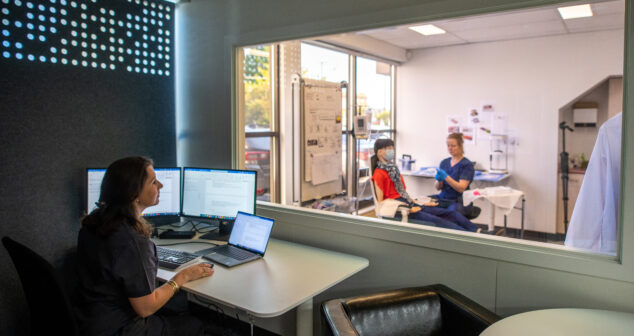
311, 153, 340, 185
446, 115, 461, 135
492, 113, 508, 135
460, 125, 475, 144
478, 101, 495, 140
303, 80, 343, 183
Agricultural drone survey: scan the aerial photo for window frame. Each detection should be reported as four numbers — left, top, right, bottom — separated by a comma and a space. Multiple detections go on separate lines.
229, 0, 634, 284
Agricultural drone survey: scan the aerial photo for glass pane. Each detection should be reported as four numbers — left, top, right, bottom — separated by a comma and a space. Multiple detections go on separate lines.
356, 57, 392, 130
243, 45, 272, 130
244, 136, 272, 202
301, 43, 349, 130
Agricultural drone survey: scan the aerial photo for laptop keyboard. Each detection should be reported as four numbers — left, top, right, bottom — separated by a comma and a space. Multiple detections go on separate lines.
156, 246, 198, 269
214, 245, 253, 261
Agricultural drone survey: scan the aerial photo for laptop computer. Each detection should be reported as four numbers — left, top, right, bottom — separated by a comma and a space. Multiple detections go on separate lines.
200, 211, 275, 267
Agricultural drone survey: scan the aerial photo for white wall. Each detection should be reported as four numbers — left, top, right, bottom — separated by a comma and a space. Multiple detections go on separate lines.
396, 29, 624, 233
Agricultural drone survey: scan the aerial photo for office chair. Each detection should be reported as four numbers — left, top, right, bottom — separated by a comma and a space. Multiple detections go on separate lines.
2, 236, 80, 336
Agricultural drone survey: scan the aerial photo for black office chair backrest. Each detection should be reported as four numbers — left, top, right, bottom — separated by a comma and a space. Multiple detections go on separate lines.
2, 236, 79, 336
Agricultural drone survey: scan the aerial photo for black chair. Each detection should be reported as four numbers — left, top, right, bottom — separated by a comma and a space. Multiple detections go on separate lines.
322, 284, 500, 336
2, 236, 79, 336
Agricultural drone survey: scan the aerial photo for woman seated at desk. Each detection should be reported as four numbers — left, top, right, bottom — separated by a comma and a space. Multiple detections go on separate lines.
371, 139, 479, 232
434, 132, 476, 216
75, 156, 214, 336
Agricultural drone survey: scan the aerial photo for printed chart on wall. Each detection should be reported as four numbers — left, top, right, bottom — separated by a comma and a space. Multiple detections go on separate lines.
303, 79, 343, 186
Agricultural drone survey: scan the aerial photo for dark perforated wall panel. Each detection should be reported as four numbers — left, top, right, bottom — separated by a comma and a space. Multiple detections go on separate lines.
0, 1, 175, 334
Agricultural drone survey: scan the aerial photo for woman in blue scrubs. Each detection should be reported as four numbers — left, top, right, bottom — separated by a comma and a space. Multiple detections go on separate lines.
434, 133, 475, 215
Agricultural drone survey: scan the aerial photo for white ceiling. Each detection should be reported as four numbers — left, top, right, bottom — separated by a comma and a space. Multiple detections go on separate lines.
356, 0, 624, 51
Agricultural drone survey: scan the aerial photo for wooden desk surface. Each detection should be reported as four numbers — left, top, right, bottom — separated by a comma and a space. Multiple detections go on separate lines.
156, 238, 369, 318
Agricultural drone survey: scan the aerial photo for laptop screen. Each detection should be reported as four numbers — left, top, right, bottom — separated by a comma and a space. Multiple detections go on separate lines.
228, 212, 274, 255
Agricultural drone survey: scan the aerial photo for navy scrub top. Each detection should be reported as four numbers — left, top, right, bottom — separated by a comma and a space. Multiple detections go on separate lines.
76, 221, 158, 336
438, 157, 475, 201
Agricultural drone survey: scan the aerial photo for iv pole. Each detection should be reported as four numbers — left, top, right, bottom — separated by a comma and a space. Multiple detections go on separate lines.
559, 121, 574, 232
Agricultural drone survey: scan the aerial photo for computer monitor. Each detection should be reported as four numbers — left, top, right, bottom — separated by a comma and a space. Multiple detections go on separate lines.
142, 168, 181, 217
86, 168, 107, 213
85, 167, 182, 217
182, 167, 257, 221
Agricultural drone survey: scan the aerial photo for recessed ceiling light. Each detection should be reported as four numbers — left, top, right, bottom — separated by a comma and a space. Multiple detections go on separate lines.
558, 4, 593, 20
409, 24, 446, 36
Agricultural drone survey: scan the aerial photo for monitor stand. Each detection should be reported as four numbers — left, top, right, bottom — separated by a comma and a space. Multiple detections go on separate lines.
198, 219, 233, 241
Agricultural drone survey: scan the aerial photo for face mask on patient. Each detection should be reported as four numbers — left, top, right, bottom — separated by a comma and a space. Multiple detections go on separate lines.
384, 149, 395, 161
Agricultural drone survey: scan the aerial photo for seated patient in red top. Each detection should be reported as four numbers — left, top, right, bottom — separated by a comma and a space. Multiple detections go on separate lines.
371, 139, 480, 232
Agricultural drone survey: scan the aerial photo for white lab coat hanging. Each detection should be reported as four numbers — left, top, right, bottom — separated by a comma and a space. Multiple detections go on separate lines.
565, 112, 621, 255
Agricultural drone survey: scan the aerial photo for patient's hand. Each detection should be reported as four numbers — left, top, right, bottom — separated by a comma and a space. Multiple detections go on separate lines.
414, 199, 438, 207
410, 206, 422, 213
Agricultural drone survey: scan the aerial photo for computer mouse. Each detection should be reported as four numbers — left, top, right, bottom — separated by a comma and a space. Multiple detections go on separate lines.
203, 262, 215, 268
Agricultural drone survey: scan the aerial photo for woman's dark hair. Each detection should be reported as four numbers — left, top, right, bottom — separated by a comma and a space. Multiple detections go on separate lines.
370, 138, 395, 173
82, 156, 154, 237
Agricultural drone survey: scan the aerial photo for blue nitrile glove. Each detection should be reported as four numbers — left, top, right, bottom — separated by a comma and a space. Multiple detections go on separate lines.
435, 168, 448, 181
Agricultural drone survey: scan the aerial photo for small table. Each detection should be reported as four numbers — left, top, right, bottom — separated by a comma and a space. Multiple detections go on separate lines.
480, 308, 634, 336
463, 187, 525, 237
155, 238, 368, 335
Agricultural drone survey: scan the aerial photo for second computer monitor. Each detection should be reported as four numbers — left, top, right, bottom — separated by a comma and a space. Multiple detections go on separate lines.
86, 167, 181, 217
143, 168, 181, 217
182, 167, 257, 220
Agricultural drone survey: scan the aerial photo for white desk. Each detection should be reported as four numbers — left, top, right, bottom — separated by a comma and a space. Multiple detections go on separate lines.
480, 308, 634, 336
155, 238, 368, 335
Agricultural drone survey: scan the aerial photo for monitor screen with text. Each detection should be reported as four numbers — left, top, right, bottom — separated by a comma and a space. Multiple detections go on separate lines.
142, 168, 181, 217
86, 167, 181, 216
182, 168, 257, 220
87, 168, 107, 213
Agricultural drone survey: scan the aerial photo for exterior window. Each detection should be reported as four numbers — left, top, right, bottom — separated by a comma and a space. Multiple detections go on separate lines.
242, 45, 277, 202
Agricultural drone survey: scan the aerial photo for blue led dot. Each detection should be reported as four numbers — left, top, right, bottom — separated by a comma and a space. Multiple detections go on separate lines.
27, 12, 34, 19
2, 40, 9, 47
50, 27, 56, 33
135, 67, 139, 73
27, 23, 34, 29
158, 69, 162, 75
61, 8, 67, 16
50, 57, 57, 63
165, 70, 170, 76
49, 17, 56, 23
38, 35, 45, 41
50, 46, 56, 53
49, 7, 56, 13
81, 60, 87, 66
27, 54, 35, 61
2, 19, 9, 26
26, 2, 33, 8
2, 30, 10, 37
60, 19, 67, 25
15, 0, 23, 5
126, 65, 131, 71
15, 41, 22, 48
39, 55, 46, 62
1, 8, 9, 15
100, 63, 106, 69
91, 62, 96, 68
110, 64, 115, 70
15, 21, 22, 28
39, 15, 45, 21
2, 51, 10, 58
15, 52, 22, 59
38, 4, 44, 11
38, 25, 45, 31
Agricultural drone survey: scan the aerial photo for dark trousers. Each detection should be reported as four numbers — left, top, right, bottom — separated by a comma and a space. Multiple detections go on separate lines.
396, 198, 478, 232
